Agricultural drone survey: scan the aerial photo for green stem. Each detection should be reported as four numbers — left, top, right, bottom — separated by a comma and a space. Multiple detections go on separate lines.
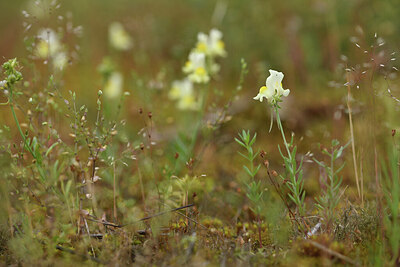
274, 105, 291, 160
10, 95, 34, 156
9, 85, 46, 182
174, 85, 208, 174
274, 104, 305, 216
189, 85, 209, 157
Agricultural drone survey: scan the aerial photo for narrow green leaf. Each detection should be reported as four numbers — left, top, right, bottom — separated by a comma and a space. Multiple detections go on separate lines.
45, 142, 59, 157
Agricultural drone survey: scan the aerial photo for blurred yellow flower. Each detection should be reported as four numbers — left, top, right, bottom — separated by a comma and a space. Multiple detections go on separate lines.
254, 70, 290, 103
183, 52, 209, 84
195, 29, 226, 57
177, 94, 199, 110
109, 22, 133, 51
104, 72, 123, 99
169, 79, 199, 110
169, 79, 193, 100
34, 28, 69, 71
208, 28, 226, 57
35, 29, 62, 58
195, 33, 209, 53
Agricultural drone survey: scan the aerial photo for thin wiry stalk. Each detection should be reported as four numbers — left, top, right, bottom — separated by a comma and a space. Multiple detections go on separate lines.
136, 159, 146, 211
274, 105, 292, 160
345, 71, 362, 204
83, 218, 96, 258
113, 161, 117, 221
368, 61, 384, 234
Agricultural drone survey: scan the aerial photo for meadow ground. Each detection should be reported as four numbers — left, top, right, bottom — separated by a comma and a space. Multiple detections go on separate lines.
0, 0, 400, 266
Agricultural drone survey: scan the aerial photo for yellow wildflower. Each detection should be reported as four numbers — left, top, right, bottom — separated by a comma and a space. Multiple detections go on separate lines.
254, 70, 290, 103
183, 52, 209, 84
169, 79, 199, 110
109, 22, 133, 51
104, 72, 123, 99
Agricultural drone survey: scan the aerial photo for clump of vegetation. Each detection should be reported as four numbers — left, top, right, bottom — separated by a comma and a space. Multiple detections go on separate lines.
313, 140, 348, 231
1, 0, 400, 266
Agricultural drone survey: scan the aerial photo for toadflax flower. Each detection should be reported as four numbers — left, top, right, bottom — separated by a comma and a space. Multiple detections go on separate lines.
35, 28, 68, 71
169, 78, 193, 100
169, 78, 199, 110
109, 22, 133, 51
104, 71, 123, 99
254, 70, 290, 104
195, 28, 226, 57
208, 28, 226, 57
183, 52, 210, 84
195, 33, 209, 54
35, 28, 62, 58
177, 94, 199, 110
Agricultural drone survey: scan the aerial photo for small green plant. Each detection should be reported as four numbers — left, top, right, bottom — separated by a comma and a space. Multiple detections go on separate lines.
235, 130, 264, 247
1, 58, 47, 184
235, 130, 261, 181
253, 70, 306, 218
313, 139, 348, 231
170, 29, 227, 174
274, 103, 306, 218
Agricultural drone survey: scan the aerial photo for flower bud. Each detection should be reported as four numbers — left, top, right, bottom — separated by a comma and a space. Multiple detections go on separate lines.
263, 160, 269, 168
8, 74, 16, 83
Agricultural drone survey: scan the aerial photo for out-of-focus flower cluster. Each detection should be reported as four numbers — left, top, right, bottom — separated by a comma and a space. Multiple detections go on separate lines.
168, 79, 199, 110
104, 72, 123, 99
34, 28, 68, 71
169, 28, 226, 110
98, 57, 123, 99
97, 22, 133, 99
108, 22, 133, 51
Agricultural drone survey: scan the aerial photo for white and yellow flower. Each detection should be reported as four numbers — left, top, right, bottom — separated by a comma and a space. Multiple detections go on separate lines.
35, 28, 62, 58
254, 70, 290, 103
208, 28, 226, 57
195, 33, 209, 53
169, 78, 199, 110
109, 22, 133, 51
169, 79, 193, 100
177, 94, 199, 110
34, 28, 70, 71
183, 52, 209, 84
194, 28, 226, 57
104, 72, 123, 99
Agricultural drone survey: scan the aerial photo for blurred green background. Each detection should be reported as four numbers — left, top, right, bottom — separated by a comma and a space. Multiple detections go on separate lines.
0, 0, 399, 207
